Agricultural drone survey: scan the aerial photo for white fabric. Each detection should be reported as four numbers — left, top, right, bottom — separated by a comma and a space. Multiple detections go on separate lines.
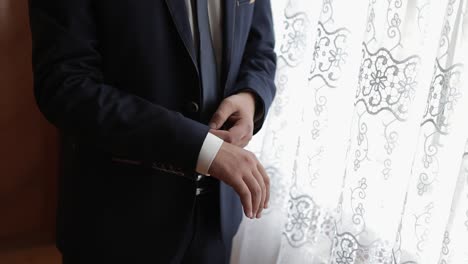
232, 0, 468, 263
196, 132, 224, 176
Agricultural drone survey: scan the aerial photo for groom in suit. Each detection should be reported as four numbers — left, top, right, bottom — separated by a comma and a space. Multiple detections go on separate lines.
28, 0, 276, 263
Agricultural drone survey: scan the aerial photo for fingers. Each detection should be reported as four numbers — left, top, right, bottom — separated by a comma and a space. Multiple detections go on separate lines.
209, 120, 253, 148
210, 129, 231, 142
257, 163, 270, 209
211, 141, 268, 220
210, 129, 246, 148
252, 168, 266, 218
233, 181, 253, 219
209, 99, 236, 129
228, 121, 253, 147
210, 126, 248, 147
243, 173, 262, 219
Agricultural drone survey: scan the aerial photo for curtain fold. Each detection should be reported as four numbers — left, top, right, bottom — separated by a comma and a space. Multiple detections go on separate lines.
232, 0, 468, 263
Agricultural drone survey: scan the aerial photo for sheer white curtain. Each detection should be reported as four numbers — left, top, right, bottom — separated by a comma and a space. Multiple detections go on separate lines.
231, 0, 468, 263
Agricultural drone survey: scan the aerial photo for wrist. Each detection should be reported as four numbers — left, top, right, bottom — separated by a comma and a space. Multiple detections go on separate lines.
236, 91, 256, 118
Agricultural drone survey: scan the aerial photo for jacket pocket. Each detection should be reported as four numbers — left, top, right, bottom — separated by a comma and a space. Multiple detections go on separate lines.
111, 157, 194, 181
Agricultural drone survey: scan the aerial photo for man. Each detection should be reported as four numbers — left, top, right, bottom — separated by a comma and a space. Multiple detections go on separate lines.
28, 0, 276, 263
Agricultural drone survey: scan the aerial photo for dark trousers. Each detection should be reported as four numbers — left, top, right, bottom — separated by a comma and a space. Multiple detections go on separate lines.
62, 188, 227, 264
181, 189, 226, 264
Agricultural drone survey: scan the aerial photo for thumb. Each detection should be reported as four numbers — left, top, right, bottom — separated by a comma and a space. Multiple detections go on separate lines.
209, 100, 236, 129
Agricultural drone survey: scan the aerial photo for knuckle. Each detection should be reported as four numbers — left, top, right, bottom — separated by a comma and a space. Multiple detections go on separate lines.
248, 152, 258, 163
250, 158, 258, 167
253, 185, 262, 196
240, 189, 250, 198
222, 100, 234, 111
233, 174, 242, 182
242, 154, 252, 164
213, 111, 225, 120
225, 134, 234, 143
229, 179, 240, 189
236, 185, 248, 195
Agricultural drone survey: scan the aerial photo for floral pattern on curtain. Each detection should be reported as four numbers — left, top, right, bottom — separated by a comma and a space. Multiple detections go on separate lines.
231, 0, 468, 263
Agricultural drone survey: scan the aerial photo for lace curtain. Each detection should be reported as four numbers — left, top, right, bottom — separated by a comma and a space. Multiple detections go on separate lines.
231, 0, 468, 263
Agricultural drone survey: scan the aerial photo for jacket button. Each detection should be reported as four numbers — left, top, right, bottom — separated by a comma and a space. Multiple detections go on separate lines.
187, 101, 199, 113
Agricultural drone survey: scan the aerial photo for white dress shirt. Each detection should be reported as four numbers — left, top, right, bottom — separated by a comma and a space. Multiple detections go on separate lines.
186, 0, 224, 176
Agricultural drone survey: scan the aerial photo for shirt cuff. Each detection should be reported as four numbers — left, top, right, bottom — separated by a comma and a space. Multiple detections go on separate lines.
196, 132, 224, 176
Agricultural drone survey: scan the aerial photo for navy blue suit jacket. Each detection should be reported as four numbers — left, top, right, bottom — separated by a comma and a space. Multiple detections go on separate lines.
28, 0, 276, 262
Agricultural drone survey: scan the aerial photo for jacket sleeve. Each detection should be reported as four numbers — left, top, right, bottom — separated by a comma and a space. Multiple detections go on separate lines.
28, 0, 209, 171
229, 0, 277, 134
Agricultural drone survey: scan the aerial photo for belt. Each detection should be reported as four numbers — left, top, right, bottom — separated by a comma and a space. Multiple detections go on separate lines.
195, 175, 219, 196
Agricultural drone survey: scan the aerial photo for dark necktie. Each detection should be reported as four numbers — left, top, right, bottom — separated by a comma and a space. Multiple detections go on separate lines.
196, 0, 220, 122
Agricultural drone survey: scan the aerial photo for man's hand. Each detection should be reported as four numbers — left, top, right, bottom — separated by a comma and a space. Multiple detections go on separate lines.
209, 142, 270, 219
209, 92, 256, 148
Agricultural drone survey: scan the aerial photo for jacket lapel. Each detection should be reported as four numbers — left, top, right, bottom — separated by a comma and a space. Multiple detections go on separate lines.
165, 0, 198, 70
222, 0, 237, 89
165, 0, 237, 88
